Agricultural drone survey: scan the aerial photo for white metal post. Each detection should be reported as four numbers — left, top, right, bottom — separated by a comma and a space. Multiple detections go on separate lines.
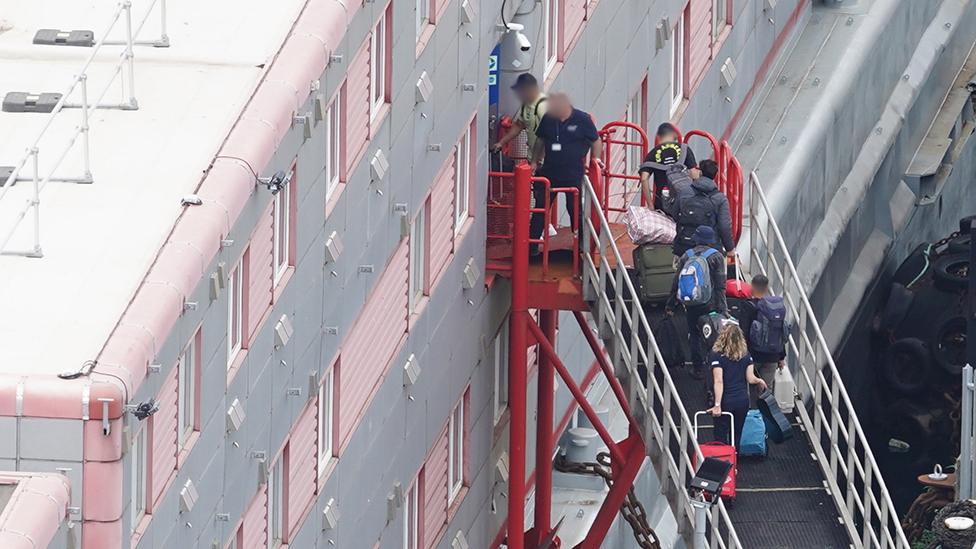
123, 1, 138, 109
80, 75, 92, 182
960, 365, 974, 500
158, 0, 170, 46
30, 148, 42, 257
690, 496, 709, 549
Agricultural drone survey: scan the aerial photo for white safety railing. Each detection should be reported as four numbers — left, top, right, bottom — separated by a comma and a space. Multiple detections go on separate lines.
746, 171, 910, 549
580, 175, 743, 549
957, 365, 974, 500
0, 0, 169, 257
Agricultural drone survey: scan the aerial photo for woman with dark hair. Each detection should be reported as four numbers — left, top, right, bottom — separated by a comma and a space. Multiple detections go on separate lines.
708, 323, 767, 448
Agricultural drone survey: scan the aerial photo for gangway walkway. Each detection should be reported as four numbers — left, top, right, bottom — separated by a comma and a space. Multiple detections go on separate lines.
486, 122, 910, 549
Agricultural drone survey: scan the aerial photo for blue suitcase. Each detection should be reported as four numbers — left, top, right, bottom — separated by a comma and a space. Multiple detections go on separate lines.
739, 410, 767, 457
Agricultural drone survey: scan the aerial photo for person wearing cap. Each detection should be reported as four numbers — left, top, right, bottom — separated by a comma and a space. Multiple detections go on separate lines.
639, 123, 699, 210
492, 73, 547, 162
666, 225, 728, 379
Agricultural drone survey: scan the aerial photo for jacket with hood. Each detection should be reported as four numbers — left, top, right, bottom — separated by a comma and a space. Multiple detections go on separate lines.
671, 177, 734, 255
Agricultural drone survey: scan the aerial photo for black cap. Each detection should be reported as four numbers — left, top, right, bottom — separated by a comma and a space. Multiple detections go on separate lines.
511, 73, 539, 90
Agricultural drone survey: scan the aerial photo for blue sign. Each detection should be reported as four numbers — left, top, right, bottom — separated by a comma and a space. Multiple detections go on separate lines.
488, 44, 500, 108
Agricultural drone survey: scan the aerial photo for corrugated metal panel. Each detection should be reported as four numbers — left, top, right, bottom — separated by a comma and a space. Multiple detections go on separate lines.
338, 241, 408, 443
688, 0, 712, 89
249, 202, 274, 337
346, 39, 371, 173
287, 403, 317, 535
429, 156, 456, 284
423, 426, 449, 549
562, 0, 586, 53
242, 487, 267, 549
150, 367, 177, 505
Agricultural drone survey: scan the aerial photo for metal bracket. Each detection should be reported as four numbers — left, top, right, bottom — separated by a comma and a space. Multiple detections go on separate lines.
98, 398, 114, 436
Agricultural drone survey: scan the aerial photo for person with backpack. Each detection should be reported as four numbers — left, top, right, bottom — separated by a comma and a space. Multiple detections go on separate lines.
492, 73, 547, 161
638, 123, 698, 210
709, 323, 768, 448
666, 225, 728, 380
734, 275, 789, 405
671, 159, 735, 260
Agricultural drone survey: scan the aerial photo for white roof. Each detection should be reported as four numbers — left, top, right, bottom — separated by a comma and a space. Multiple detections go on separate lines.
0, 0, 305, 374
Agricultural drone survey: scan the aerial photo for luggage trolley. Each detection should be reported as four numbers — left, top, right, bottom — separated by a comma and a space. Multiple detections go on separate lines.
693, 411, 737, 503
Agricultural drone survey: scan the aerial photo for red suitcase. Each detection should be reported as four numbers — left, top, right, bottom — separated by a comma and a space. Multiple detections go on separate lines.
694, 411, 737, 502
726, 279, 752, 299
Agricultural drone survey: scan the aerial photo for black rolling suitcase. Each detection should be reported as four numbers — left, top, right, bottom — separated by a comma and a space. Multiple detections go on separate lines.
757, 389, 794, 443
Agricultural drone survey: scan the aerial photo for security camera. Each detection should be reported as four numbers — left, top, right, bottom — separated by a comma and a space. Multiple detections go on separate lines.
516, 31, 532, 52
258, 170, 292, 195
132, 399, 159, 421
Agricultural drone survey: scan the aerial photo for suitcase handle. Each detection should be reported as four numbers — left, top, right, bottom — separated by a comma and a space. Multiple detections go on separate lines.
693, 410, 736, 445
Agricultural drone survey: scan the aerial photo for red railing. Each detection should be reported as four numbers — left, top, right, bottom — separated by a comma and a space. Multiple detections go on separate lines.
598, 121, 650, 221
486, 168, 580, 278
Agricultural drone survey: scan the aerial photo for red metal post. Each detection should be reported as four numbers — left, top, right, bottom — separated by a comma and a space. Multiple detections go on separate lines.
532, 309, 558, 547
507, 163, 533, 549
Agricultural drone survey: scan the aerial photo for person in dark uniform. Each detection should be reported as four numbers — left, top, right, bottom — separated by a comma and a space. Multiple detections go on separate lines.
639, 123, 698, 210
530, 93, 604, 251
709, 323, 767, 448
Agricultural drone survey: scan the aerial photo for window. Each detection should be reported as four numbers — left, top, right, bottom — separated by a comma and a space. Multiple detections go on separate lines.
713, 0, 729, 40
273, 167, 293, 283
268, 455, 285, 548
318, 365, 335, 475
543, 0, 559, 75
227, 259, 244, 367
454, 121, 473, 232
130, 427, 147, 533
625, 84, 645, 175
492, 317, 510, 424
404, 473, 422, 549
409, 204, 428, 311
370, 8, 390, 119
416, 0, 431, 39
447, 398, 465, 503
177, 333, 198, 449
325, 95, 341, 199
670, 14, 685, 115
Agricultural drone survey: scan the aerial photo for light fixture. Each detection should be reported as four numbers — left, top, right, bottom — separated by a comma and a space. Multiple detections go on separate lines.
462, 258, 481, 289
226, 398, 245, 432
179, 479, 199, 513
322, 498, 340, 530
274, 314, 294, 348
416, 71, 434, 104
403, 354, 421, 387
324, 231, 343, 264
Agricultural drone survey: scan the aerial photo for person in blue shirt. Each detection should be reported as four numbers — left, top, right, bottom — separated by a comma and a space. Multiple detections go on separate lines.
530, 93, 603, 252
708, 323, 767, 448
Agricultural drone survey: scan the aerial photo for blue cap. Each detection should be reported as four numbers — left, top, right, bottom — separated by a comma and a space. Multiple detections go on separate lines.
693, 225, 715, 246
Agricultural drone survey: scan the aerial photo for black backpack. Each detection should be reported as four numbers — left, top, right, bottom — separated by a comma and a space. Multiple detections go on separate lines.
675, 188, 718, 251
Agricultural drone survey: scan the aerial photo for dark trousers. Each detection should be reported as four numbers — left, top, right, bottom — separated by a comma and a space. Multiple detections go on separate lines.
530, 177, 582, 248
714, 397, 749, 448
685, 305, 710, 373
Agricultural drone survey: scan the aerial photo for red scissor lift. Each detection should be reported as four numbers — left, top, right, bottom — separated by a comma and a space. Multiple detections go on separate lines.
486, 122, 743, 549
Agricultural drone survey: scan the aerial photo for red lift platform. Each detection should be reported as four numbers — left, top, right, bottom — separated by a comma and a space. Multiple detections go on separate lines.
486, 122, 744, 549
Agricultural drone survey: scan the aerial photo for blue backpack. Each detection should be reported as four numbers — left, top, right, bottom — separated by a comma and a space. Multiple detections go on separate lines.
750, 296, 789, 354
676, 248, 718, 306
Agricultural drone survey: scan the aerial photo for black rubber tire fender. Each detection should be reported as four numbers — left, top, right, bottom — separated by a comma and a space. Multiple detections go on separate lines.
948, 233, 972, 254
933, 253, 970, 292
881, 338, 930, 395
932, 315, 968, 376
879, 283, 914, 335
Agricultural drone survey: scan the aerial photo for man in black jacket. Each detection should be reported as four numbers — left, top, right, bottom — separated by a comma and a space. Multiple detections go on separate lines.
733, 274, 788, 405
671, 159, 734, 259
666, 226, 728, 379
639, 123, 698, 210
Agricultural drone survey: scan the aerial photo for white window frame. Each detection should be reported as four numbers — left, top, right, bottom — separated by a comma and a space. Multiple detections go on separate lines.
325, 96, 341, 200
409, 206, 427, 311
492, 318, 510, 424
317, 366, 335, 476
130, 426, 147, 533
416, 0, 431, 39
670, 15, 685, 115
403, 478, 420, 549
625, 88, 644, 175
454, 123, 472, 233
447, 400, 464, 503
273, 178, 290, 284
227, 261, 244, 368
268, 457, 285, 549
370, 11, 388, 120
543, 0, 559, 77
712, 0, 729, 40
177, 335, 196, 448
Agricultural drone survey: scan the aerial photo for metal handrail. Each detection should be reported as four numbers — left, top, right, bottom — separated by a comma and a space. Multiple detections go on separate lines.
579, 173, 743, 549
0, 0, 168, 257
746, 171, 910, 549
